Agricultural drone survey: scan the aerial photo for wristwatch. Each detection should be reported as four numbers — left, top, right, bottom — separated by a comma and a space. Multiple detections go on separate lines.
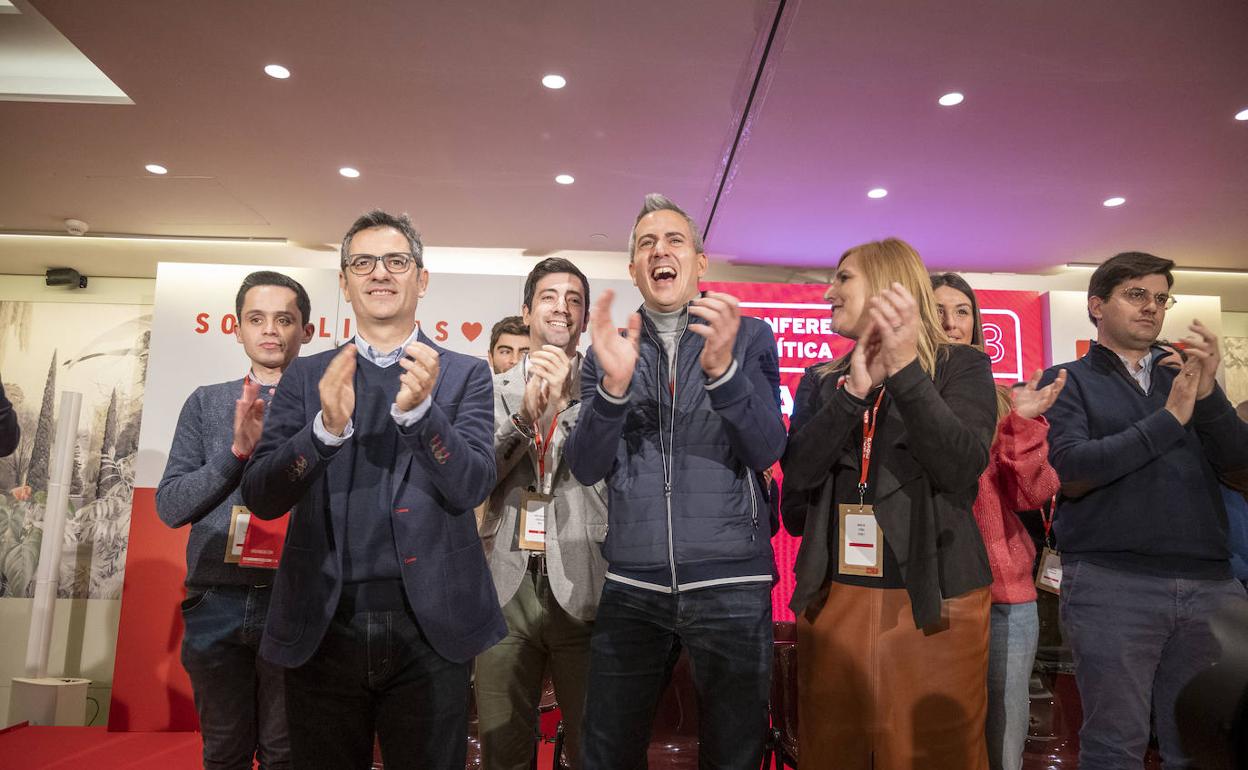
510, 412, 536, 440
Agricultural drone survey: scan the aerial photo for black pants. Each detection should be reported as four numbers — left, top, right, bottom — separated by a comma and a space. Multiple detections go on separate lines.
284, 604, 470, 770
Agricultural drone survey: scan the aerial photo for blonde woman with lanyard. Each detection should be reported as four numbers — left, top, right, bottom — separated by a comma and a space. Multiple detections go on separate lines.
781, 238, 998, 769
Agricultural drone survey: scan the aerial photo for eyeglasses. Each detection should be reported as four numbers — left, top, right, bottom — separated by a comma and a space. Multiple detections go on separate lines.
343, 252, 419, 276
1120, 287, 1176, 310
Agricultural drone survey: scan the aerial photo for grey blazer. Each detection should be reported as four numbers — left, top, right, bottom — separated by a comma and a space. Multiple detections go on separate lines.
480, 358, 609, 622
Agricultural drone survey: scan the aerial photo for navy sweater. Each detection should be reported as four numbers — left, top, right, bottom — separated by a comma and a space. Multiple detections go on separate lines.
157, 377, 277, 587
341, 357, 403, 583
1041, 342, 1248, 579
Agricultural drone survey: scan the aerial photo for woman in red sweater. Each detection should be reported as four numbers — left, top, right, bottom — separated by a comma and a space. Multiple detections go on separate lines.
931, 273, 1067, 770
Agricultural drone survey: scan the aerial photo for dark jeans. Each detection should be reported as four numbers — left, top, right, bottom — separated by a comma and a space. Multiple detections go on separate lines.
580, 580, 773, 770
1060, 560, 1247, 770
181, 584, 290, 770
284, 604, 471, 770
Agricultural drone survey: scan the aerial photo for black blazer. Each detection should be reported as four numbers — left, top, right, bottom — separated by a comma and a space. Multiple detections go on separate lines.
241, 333, 506, 667
781, 345, 997, 628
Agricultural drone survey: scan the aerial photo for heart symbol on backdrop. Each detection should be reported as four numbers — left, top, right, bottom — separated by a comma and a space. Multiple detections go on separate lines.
461, 322, 483, 342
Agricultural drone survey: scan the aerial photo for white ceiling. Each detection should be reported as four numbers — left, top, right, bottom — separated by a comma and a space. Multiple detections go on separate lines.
0, 0, 1245, 306
0, 0, 128, 103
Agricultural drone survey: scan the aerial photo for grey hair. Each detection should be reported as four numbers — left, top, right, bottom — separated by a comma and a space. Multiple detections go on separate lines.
627, 193, 705, 261
340, 209, 424, 270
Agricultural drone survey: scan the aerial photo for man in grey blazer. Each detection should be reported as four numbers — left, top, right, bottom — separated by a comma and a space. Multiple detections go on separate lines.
477, 257, 608, 770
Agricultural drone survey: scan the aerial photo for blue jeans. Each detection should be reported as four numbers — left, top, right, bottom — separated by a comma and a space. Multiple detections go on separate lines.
1060, 560, 1247, 770
180, 584, 290, 770
283, 604, 471, 770
986, 602, 1038, 770
580, 580, 773, 770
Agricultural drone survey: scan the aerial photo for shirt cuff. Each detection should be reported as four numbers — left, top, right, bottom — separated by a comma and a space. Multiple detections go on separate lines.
391, 395, 433, 427
597, 379, 630, 405
704, 359, 739, 390
313, 410, 353, 446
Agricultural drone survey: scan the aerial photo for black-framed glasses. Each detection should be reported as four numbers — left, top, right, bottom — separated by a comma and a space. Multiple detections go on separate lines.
1120, 287, 1176, 310
343, 252, 419, 276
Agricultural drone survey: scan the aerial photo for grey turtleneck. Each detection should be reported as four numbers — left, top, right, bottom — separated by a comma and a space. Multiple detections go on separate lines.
642, 304, 688, 373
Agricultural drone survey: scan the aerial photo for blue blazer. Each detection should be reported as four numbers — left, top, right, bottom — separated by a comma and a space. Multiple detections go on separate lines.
241, 332, 506, 667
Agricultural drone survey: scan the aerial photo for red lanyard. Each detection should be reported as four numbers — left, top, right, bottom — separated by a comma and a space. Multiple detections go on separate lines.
531, 416, 560, 482
1040, 495, 1057, 547
857, 388, 886, 505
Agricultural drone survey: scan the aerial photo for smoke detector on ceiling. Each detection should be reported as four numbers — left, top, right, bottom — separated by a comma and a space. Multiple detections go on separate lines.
64, 218, 89, 236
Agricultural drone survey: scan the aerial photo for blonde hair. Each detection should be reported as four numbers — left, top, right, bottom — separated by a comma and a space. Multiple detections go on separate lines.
820, 238, 949, 380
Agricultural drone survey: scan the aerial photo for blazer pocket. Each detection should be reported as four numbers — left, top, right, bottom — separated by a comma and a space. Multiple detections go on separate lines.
266, 545, 311, 645
440, 541, 497, 635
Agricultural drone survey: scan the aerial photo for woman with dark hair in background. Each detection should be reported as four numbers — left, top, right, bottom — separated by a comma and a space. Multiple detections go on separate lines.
932, 272, 1066, 770
781, 239, 998, 769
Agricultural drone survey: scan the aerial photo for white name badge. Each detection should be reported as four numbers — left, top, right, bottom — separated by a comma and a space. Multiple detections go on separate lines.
1036, 547, 1063, 594
225, 507, 250, 563
838, 503, 884, 578
518, 491, 552, 552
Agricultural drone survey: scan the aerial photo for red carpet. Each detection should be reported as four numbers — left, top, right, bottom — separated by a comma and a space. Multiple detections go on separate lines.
0, 725, 202, 769
0, 724, 560, 769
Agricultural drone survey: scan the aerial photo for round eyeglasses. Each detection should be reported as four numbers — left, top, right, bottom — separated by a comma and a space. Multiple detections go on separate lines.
1120, 287, 1176, 310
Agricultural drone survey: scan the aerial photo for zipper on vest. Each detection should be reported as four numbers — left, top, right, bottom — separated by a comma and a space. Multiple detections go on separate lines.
747, 470, 758, 541
645, 314, 686, 594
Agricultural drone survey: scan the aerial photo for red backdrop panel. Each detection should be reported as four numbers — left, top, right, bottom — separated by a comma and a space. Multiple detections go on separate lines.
703, 281, 1047, 621
108, 488, 197, 731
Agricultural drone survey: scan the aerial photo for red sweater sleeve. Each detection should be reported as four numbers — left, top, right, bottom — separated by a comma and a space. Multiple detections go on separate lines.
992, 411, 1060, 512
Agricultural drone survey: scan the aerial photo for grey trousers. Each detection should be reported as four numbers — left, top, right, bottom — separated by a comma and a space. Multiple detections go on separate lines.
1060, 559, 1246, 770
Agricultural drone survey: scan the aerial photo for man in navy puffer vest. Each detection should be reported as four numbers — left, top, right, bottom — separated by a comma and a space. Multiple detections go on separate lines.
567, 193, 787, 770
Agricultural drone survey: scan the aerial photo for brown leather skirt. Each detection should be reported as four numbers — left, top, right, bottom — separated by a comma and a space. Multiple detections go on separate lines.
796, 582, 990, 770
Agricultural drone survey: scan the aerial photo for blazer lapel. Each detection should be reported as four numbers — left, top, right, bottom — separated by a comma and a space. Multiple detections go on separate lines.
388, 330, 444, 504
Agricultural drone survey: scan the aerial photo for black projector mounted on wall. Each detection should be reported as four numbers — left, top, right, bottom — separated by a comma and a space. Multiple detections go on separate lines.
46, 267, 88, 289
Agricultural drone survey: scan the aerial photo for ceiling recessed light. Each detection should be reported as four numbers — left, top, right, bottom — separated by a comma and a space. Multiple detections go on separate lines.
555, 174, 575, 185
339, 167, 360, 179
1236, 107, 1248, 121
867, 187, 888, 199
938, 92, 964, 107
542, 74, 567, 90
264, 64, 291, 79
589, 233, 608, 241
145, 164, 167, 175
1103, 196, 1126, 207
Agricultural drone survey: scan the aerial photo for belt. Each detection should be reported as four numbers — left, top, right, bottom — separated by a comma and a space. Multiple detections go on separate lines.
338, 579, 407, 613
186, 582, 270, 591
526, 551, 547, 576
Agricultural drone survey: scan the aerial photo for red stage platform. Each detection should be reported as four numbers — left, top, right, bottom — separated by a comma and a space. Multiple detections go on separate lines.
0, 724, 202, 769
0, 723, 562, 769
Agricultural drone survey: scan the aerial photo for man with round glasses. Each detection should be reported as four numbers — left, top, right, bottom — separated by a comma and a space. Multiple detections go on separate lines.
242, 209, 505, 769
1040, 251, 1248, 769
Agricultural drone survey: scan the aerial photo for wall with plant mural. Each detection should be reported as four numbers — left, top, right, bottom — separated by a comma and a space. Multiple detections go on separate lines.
0, 300, 151, 599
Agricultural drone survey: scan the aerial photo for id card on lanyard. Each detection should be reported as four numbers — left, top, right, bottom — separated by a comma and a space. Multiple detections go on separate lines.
1035, 495, 1062, 594
838, 388, 886, 578
519, 415, 559, 551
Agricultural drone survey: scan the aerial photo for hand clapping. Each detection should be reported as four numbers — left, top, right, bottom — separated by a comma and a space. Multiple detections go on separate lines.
688, 291, 741, 379
519, 345, 573, 424
865, 282, 920, 377
318, 344, 357, 436
397, 341, 440, 412
589, 289, 641, 398
1012, 369, 1067, 420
